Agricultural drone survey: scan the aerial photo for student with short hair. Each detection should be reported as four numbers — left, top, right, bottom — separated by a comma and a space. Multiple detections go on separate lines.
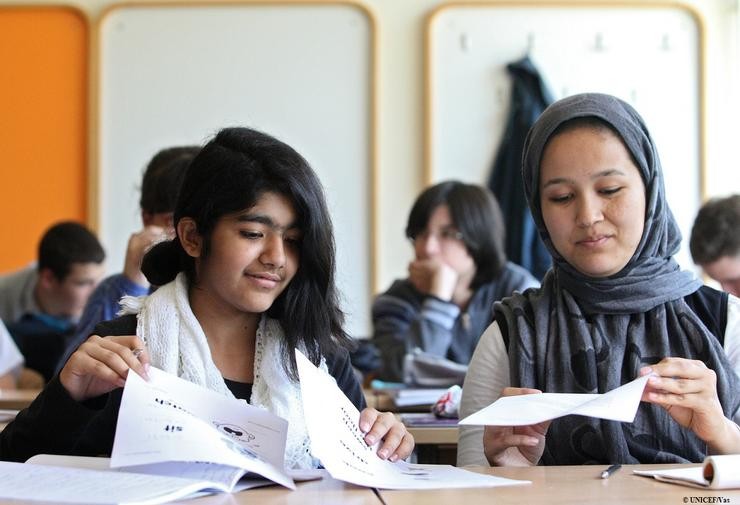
372, 181, 538, 382
57, 146, 198, 371
0, 127, 414, 468
458, 93, 740, 467
690, 194, 740, 296
0, 222, 105, 381
0, 222, 105, 325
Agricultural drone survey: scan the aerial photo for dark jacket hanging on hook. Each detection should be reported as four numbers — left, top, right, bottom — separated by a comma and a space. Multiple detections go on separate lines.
488, 56, 553, 280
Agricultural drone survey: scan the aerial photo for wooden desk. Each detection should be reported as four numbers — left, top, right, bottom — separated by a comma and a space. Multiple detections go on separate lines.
398, 415, 458, 465
407, 425, 457, 465
363, 389, 398, 412
0, 389, 40, 409
406, 425, 457, 445
379, 464, 740, 504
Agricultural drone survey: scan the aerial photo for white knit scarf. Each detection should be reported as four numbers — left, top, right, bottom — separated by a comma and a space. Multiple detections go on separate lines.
119, 272, 325, 469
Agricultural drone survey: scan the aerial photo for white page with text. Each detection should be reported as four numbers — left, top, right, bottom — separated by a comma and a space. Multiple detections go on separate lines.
295, 350, 529, 490
111, 367, 294, 490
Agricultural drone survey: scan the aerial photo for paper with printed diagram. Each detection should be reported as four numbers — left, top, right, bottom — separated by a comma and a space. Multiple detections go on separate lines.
111, 366, 295, 490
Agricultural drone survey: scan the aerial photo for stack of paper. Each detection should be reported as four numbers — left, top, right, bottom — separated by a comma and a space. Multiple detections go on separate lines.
392, 388, 448, 407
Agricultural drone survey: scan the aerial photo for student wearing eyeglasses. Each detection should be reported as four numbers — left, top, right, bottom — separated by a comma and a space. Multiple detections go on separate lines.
372, 181, 539, 382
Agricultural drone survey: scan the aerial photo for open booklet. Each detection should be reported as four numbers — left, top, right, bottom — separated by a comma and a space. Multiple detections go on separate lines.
4, 367, 302, 505
0, 459, 256, 505
109, 366, 295, 490
295, 349, 529, 490
459, 375, 650, 426
634, 455, 740, 489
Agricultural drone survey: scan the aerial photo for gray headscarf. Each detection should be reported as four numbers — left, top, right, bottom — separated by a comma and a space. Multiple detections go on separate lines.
494, 93, 739, 465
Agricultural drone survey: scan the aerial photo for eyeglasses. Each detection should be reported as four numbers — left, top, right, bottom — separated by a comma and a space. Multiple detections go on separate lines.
409, 228, 464, 244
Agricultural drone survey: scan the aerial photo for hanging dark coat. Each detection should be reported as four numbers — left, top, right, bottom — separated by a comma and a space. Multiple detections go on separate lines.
488, 56, 553, 280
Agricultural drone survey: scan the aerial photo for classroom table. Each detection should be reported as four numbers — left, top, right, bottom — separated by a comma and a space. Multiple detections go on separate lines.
1, 461, 737, 504
379, 464, 740, 504
0, 389, 40, 409
405, 424, 457, 445
400, 414, 458, 465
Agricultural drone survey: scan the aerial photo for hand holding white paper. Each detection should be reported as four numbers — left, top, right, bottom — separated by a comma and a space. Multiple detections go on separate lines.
459, 375, 650, 426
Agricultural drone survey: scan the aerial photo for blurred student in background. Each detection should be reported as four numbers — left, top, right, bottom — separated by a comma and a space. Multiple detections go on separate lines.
57, 146, 197, 371
0, 222, 104, 381
690, 194, 740, 297
372, 181, 538, 382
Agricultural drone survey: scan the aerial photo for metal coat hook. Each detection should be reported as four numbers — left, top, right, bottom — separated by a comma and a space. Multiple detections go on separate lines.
460, 32, 472, 52
661, 34, 671, 51
593, 32, 605, 52
526, 32, 535, 56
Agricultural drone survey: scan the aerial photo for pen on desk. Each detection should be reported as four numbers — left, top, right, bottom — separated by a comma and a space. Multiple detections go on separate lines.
600, 464, 622, 479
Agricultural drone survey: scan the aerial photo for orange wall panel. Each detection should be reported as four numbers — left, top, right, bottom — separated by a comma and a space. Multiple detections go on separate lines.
0, 6, 88, 272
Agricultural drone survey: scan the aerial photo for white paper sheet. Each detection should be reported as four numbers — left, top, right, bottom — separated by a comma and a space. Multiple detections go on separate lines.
634, 454, 740, 489
26, 454, 316, 493
459, 375, 650, 426
391, 388, 448, 407
295, 350, 529, 490
111, 367, 295, 490
0, 461, 221, 505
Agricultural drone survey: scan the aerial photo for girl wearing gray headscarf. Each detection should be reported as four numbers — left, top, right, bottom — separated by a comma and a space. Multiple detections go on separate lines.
457, 93, 740, 467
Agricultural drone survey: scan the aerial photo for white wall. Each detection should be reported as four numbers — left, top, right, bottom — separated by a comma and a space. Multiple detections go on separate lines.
372, 0, 740, 288
10, 0, 740, 294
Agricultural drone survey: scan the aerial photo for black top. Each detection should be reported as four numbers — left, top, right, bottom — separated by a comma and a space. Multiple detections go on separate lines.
7, 314, 73, 383
223, 378, 253, 402
0, 314, 365, 463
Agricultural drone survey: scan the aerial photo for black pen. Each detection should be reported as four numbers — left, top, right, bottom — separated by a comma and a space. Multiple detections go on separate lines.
600, 463, 622, 479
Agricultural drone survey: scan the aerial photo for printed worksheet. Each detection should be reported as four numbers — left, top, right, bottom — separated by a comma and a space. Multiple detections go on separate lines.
459, 375, 650, 426
111, 367, 294, 490
295, 350, 529, 490
0, 461, 222, 505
